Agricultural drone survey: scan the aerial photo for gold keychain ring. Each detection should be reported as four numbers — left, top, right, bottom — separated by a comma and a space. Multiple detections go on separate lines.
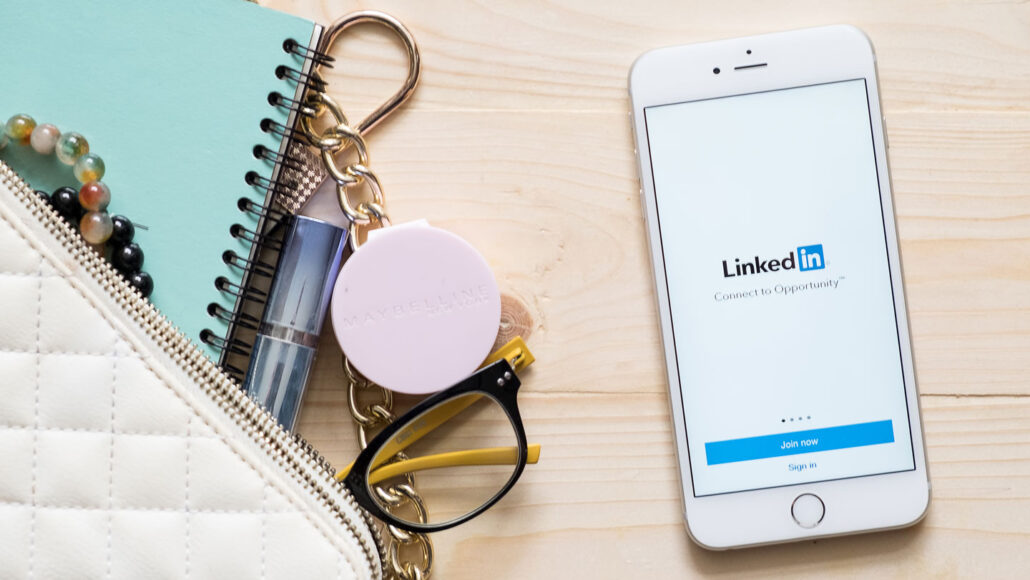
303, 11, 421, 225
315, 11, 421, 135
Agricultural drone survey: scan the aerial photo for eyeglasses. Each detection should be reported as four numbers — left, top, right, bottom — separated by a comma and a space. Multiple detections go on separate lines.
334, 340, 540, 533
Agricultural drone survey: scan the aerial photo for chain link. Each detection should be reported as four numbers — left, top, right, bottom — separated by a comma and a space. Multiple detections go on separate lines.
343, 355, 434, 580
300, 91, 390, 236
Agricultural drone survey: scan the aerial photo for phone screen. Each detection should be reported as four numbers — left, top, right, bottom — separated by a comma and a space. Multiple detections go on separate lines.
643, 78, 915, 497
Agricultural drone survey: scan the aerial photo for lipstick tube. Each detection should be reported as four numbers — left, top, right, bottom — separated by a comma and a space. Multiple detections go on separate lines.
243, 215, 347, 431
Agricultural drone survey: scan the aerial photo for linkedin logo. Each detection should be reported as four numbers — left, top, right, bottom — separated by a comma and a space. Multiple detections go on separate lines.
797, 244, 825, 272
722, 244, 826, 278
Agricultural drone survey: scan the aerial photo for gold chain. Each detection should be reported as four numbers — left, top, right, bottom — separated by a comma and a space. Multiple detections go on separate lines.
343, 356, 434, 580
301, 90, 391, 249
291, 11, 425, 577
300, 91, 433, 580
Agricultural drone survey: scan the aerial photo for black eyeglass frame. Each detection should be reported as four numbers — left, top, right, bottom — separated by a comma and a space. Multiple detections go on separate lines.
342, 359, 529, 533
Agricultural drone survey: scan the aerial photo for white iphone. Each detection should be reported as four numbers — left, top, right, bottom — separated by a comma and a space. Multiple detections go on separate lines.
629, 25, 929, 549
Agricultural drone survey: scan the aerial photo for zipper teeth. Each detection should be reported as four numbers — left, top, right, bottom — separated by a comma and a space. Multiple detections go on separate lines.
0, 161, 383, 578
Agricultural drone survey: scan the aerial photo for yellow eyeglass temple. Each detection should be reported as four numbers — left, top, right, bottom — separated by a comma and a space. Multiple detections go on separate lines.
336, 444, 542, 484
334, 337, 540, 483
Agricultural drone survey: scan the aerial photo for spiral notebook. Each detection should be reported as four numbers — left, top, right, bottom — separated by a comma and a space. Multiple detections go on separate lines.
0, 0, 324, 371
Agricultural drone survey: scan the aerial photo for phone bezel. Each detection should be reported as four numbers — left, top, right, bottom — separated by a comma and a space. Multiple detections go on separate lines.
629, 25, 930, 549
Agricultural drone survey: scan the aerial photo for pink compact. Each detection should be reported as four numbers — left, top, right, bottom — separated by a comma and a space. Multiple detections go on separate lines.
331, 221, 501, 394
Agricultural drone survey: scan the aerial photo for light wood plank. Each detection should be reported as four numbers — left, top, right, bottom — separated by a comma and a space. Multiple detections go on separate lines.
265, 0, 1030, 113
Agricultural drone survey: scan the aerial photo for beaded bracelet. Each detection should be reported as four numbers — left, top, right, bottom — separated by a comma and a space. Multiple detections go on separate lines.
1, 114, 154, 298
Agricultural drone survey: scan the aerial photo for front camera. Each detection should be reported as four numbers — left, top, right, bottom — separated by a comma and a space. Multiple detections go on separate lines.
713, 67, 721, 74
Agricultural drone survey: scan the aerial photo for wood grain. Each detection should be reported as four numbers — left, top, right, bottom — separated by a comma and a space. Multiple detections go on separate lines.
268, 0, 1030, 113
261, 0, 1030, 576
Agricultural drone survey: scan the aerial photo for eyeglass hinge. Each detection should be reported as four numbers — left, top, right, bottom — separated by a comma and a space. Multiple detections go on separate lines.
483, 336, 535, 373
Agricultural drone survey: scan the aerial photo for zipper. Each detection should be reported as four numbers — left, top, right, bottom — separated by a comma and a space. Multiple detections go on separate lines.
0, 160, 384, 578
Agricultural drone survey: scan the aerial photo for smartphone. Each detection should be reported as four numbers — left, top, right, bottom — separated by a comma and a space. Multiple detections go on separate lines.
629, 25, 929, 549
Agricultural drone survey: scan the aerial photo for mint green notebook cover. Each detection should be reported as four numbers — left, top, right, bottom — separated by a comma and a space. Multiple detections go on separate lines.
0, 0, 318, 361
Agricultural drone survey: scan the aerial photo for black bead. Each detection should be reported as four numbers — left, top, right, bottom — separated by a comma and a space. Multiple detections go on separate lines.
110, 215, 135, 245
111, 243, 144, 273
129, 271, 154, 298
50, 187, 82, 222
34, 190, 51, 205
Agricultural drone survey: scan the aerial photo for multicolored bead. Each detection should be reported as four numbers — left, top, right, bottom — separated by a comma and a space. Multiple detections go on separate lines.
5, 114, 36, 144
78, 181, 111, 211
56, 132, 89, 165
80, 211, 114, 245
73, 153, 105, 183
30, 123, 60, 155
3, 114, 153, 299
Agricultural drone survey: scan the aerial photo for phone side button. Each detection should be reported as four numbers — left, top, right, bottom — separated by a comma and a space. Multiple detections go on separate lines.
791, 493, 825, 529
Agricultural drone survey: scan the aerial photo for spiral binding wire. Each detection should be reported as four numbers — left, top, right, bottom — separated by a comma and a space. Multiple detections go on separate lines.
237, 196, 290, 224
222, 249, 276, 278
208, 303, 261, 331
200, 36, 333, 380
254, 143, 305, 173
267, 93, 318, 120
244, 171, 297, 199
199, 329, 252, 357
260, 117, 308, 143
275, 65, 327, 92
283, 38, 335, 66
215, 276, 269, 303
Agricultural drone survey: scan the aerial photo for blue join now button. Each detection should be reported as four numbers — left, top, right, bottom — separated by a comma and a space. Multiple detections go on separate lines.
705, 420, 895, 465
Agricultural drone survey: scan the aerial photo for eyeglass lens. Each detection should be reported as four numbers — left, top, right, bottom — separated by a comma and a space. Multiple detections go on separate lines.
367, 391, 521, 528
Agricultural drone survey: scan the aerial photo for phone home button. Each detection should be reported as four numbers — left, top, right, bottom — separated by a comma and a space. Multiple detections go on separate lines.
791, 493, 825, 529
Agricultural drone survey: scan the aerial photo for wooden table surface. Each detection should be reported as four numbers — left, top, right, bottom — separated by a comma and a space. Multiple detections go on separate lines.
265, 1, 1030, 577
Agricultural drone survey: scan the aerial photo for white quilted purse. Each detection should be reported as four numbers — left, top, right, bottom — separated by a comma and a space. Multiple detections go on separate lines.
0, 160, 381, 579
